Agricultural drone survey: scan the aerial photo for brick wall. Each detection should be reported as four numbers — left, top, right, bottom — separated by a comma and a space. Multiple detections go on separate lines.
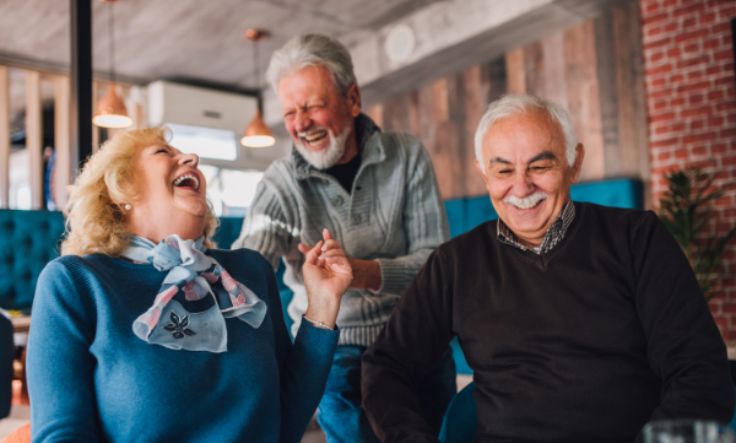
640, 0, 736, 341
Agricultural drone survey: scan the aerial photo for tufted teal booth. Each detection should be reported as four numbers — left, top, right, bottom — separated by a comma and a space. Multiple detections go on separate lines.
212, 216, 246, 250
0, 212, 246, 312
0, 176, 643, 419
0, 210, 65, 311
0, 177, 643, 330
444, 177, 643, 238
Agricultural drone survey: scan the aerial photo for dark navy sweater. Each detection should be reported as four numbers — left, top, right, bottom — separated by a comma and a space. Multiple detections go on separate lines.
363, 203, 733, 442
27, 248, 338, 443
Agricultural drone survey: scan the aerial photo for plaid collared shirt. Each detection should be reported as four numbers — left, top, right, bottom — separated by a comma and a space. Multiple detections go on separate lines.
497, 200, 576, 255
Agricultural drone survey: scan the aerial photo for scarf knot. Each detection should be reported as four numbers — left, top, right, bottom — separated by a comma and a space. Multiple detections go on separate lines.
123, 235, 268, 353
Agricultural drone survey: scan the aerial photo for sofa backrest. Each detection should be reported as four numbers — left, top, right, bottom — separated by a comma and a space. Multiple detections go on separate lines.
0, 178, 643, 312
0, 210, 65, 310
0, 212, 248, 311
213, 217, 245, 250
444, 177, 643, 238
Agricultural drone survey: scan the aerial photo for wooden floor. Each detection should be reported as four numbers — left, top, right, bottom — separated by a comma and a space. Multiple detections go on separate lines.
0, 406, 29, 438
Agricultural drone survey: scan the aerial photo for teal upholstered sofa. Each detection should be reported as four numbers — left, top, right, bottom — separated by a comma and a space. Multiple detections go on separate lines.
0, 178, 643, 376
0, 211, 246, 311
0, 210, 65, 311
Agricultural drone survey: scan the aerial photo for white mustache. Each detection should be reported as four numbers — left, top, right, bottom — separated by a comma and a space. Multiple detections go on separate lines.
504, 192, 547, 209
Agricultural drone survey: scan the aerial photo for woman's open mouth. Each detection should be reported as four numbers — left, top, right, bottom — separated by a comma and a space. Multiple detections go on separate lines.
172, 174, 200, 192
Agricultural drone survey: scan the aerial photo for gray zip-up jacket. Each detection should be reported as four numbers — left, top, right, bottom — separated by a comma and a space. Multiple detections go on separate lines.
233, 115, 449, 346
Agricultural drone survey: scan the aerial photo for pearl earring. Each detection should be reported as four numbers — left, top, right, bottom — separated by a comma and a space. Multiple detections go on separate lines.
123, 203, 132, 211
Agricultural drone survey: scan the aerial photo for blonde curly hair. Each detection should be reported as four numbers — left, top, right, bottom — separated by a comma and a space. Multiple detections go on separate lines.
61, 127, 218, 256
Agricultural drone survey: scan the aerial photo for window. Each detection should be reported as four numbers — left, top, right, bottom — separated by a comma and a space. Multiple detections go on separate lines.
198, 165, 263, 216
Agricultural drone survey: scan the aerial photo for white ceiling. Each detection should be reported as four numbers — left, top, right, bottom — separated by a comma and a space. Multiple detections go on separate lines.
0, 0, 440, 88
0, 0, 631, 132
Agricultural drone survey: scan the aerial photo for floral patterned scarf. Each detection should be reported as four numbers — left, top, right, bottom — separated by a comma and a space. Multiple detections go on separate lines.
123, 235, 267, 353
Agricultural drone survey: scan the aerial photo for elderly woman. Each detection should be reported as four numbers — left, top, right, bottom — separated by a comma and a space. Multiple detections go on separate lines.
26, 128, 352, 442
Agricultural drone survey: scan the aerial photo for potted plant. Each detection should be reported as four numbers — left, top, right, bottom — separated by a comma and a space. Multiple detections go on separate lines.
658, 168, 736, 300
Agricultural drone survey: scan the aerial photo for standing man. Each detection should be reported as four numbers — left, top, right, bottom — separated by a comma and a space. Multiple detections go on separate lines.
233, 34, 456, 442
362, 94, 734, 442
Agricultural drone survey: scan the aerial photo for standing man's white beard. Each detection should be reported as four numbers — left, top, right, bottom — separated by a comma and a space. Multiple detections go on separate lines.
504, 191, 548, 209
295, 127, 351, 170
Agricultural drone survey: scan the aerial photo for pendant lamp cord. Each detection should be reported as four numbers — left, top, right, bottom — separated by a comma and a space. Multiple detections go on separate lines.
253, 38, 262, 114
109, 1, 116, 85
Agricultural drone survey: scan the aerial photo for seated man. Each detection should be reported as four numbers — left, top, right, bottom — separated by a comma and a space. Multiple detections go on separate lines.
362, 94, 734, 442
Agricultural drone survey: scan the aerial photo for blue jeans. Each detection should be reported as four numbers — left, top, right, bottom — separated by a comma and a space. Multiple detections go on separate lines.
316, 345, 457, 443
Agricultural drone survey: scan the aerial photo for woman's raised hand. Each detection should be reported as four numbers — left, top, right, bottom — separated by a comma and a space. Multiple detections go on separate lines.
298, 228, 353, 329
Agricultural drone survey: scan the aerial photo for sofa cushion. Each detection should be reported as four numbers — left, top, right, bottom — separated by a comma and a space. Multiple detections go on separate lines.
0, 177, 644, 342
0, 211, 64, 311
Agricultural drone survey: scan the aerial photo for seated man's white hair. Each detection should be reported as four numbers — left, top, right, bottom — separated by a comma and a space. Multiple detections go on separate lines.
474, 94, 579, 172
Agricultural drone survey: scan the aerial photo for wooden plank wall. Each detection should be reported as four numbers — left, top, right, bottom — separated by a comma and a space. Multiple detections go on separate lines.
53, 75, 71, 207
366, 1, 649, 200
0, 67, 9, 207
0, 67, 137, 210
25, 70, 43, 209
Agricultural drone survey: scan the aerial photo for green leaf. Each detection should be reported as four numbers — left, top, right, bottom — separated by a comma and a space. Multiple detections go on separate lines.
658, 167, 736, 300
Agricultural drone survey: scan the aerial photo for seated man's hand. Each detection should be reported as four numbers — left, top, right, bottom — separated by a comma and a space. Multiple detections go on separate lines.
348, 258, 381, 292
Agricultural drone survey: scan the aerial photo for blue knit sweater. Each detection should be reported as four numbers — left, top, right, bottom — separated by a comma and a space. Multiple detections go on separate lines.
27, 248, 338, 443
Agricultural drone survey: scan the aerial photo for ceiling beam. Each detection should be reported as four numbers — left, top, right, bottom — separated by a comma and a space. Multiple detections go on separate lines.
0, 51, 151, 88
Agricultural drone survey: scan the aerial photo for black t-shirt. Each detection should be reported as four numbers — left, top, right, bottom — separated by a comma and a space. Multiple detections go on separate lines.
325, 151, 361, 193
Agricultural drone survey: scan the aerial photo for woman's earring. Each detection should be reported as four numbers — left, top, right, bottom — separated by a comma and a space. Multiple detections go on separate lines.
123, 203, 132, 211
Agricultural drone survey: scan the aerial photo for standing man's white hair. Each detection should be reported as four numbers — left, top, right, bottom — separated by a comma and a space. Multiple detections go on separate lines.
266, 34, 357, 96
474, 94, 579, 171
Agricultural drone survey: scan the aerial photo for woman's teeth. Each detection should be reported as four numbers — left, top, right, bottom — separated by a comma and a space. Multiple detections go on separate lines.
173, 174, 200, 190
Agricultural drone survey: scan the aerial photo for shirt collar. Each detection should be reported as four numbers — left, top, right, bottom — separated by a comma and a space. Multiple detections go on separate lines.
497, 200, 576, 255
292, 113, 382, 179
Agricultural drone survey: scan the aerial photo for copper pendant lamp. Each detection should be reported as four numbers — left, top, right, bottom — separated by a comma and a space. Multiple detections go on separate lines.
92, 0, 132, 129
240, 28, 275, 148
